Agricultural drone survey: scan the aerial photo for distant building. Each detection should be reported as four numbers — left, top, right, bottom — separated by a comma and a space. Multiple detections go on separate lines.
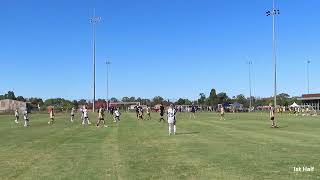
297, 94, 320, 111
0, 99, 26, 113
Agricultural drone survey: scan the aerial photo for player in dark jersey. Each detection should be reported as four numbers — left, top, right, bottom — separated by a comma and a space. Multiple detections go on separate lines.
135, 106, 139, 119
190, 103, 196, 119
159, 104, 165, 122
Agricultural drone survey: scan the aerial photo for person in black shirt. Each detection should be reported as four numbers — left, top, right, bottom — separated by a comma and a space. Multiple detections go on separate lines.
190, 103, 196, 119
159, 104, 165, 122
135, 106, 139, 119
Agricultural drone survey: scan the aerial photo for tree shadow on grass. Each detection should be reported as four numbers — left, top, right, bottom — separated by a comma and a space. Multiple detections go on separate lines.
176, 132, 200, 135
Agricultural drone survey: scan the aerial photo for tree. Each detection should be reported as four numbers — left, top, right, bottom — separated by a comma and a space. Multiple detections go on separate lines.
72, 100, 79, 108
217, 92, 229, 104
207, 88, 218, 105
198, 93, 206, 105
78, 99, 87, 105
110, 97, 119, 102
153, 96, 164, 105
4, 91, 16, 100
175, 98, 191, 105
236, 94, 247, 106
16, 96, 26, 102
122, 97, 130, 102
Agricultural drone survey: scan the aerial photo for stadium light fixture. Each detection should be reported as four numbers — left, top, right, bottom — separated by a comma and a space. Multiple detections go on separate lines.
307, 60, 311, 94
106, 60, 111, 110
266, 0, 280, 109
247, 60, 253, 112
90, 9, 101, 112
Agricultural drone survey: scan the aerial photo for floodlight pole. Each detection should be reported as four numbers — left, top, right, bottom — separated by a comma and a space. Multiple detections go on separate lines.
307, 60, 310, 94
90, 9, 101, 112
106, 60, 111, 110
266, 0, 280, 109
248, 60, 252, 112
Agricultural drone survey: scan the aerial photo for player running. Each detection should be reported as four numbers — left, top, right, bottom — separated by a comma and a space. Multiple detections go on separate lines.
159, 104, 165, 122
48, 108, 55, 124
23, 109, 29, 127
167, 104, 176, 135
70, 107, 75, 122
96, 106, 107, 127
138, 106, 144, 120
14, 109, 19, 124
82, 106, 91, 125
114, 108, 121, 122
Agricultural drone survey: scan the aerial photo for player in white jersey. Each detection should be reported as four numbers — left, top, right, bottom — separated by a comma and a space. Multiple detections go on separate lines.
70, 107, 75, 122
23, 110, 29, 127
14, 109, 19, 124
82, 106, 91, 125
146, 105, 151, 120
167, 104, 176, 135
114, 108, 121, 122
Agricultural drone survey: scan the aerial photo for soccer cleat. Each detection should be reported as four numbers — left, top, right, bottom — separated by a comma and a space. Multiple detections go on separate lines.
88, 122, 91, 125
104, 125, 108, 128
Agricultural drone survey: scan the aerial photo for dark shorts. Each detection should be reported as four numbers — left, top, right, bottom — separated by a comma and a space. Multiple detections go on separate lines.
99, 118, 104, 120
270, 117, 274, 120
71, 114, 74, 117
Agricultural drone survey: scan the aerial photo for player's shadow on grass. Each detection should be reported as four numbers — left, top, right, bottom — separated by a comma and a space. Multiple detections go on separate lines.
176, 132, 200, 135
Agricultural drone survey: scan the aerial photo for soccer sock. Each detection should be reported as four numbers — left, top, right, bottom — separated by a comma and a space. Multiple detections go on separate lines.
169, 125, 171, 134
174, 125, 176, 133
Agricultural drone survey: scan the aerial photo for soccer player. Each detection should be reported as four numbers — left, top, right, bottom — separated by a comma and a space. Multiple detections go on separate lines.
48, 108, 55, 125
114, 108, 121, 122
96, 106, 107, 127
167, 104, 176, 135
190, 103, 196, 119
220, 106, 225, 120
159, 104, 165, 122
146, 105, 151, 120
135, 106, 139, 119
80, 107, 84, 122
82, 106, 91, 125
269, 104, 278, 128
138, 106, 144, 120
70, 107, 75, 122
23, 109, 29, 127
14, 109, 19, 124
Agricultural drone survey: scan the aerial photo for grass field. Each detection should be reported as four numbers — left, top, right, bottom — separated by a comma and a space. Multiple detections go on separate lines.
0, 111, 319, 180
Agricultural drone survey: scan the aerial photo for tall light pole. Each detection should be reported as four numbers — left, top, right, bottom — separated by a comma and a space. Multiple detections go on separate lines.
90, 9, 101, 112
266, 0, 280, 109
106, 60, 111, 110
248, 60, 252, 112
307, 60, 311, 94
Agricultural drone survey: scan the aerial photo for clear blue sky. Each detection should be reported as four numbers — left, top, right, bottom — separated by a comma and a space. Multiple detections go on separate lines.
1, 0, 320, 101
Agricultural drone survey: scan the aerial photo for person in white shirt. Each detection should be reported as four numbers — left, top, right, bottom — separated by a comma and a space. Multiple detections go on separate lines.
14, 109, 19, 124
167, 104, 176, 135
114, 108, 121, 122
82, 106, 91, 125
23, 110, 29, 127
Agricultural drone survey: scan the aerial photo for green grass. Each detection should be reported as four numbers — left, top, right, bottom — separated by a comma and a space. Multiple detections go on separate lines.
0, 112, 319, 180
